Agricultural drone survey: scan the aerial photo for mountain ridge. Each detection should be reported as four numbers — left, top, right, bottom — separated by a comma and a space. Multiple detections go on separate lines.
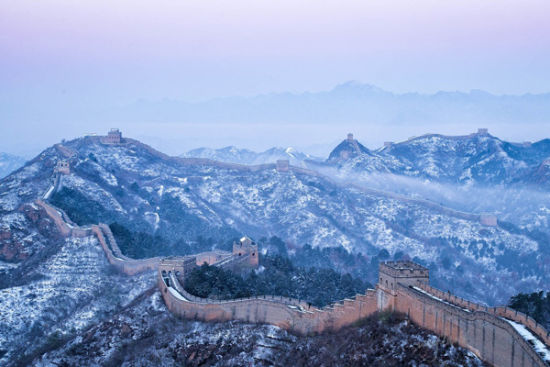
326, 130, 550, 187
8, 82, 550, 125
2, 133, 548, 307
181, 145, 320, 167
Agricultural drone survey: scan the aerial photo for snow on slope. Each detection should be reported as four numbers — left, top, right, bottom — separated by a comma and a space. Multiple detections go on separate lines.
182, 145, 320, 167
0, 136, 543, 305
333, 132, 550, 186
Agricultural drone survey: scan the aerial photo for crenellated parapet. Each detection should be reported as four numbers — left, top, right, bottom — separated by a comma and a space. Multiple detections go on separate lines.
158, 262, 379, 335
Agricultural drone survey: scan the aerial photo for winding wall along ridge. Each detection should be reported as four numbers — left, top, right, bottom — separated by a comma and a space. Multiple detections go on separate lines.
34, 171, 549, 366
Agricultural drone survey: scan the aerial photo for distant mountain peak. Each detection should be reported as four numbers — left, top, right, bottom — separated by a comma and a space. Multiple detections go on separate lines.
330, 129, 550, 187
331, 81, 389, 96
181, 145, 319, 167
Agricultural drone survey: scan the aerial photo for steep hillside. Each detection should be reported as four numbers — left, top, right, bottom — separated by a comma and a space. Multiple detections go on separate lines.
1, 135, 547, 305
0, 231, 154, 365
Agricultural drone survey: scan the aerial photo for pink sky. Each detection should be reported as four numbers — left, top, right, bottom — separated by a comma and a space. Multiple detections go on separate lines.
2, 0, 550, 101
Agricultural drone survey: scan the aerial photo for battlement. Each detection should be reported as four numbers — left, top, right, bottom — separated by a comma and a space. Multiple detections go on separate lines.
379, 260, 429, 279
195, 250, 233, 266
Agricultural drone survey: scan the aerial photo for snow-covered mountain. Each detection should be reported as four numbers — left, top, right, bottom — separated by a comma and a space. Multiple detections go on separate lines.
0, 152, 26, 179
329, 130, 550, 187
181, 146, 320, 167
0, 133, 546, 365
1, 135, 547, 307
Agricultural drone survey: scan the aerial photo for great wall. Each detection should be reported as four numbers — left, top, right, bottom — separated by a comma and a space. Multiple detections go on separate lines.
31, 130, 550, 367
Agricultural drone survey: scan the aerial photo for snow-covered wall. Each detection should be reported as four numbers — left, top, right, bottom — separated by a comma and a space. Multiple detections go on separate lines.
397, 284, 550, 367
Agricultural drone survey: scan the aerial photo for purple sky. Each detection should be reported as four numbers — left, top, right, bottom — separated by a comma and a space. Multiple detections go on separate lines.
2, 0, 550, 101
1, 0, 550, 155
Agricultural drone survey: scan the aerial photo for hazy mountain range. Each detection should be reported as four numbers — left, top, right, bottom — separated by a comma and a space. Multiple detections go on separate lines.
3, 82, 550, 127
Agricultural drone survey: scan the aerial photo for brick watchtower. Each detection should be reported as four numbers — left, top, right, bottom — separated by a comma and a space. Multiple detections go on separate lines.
377, 261, 429, 311
233, 236, 259, 267
54, 160, 70, 175
104, 128, 122, 144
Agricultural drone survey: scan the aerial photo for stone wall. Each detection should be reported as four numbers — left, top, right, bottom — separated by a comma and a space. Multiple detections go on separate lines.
158, 258, 550, 366
158, 266, 379, 335
35, 200, 73, 237
91, 225, 160, 275
413, 283, 550, 349
394, 284, 548, 367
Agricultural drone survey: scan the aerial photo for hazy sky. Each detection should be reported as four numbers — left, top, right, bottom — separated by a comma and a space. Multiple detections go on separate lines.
1, 0, 550, 156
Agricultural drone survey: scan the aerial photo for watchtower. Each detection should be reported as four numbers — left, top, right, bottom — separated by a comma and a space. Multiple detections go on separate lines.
105, 128, 122, 144
276, 159, 289, 172
347, 133, 354, 142
377, 261, 429, 311
477, 128, 488, 135
54, 160, 70, 175
233, 236, 259, 267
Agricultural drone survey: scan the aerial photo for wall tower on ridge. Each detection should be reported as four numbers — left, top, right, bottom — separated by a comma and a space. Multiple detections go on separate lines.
104, 128, 122, 144
377, 261, 429, 311
233, 236, 259, 267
